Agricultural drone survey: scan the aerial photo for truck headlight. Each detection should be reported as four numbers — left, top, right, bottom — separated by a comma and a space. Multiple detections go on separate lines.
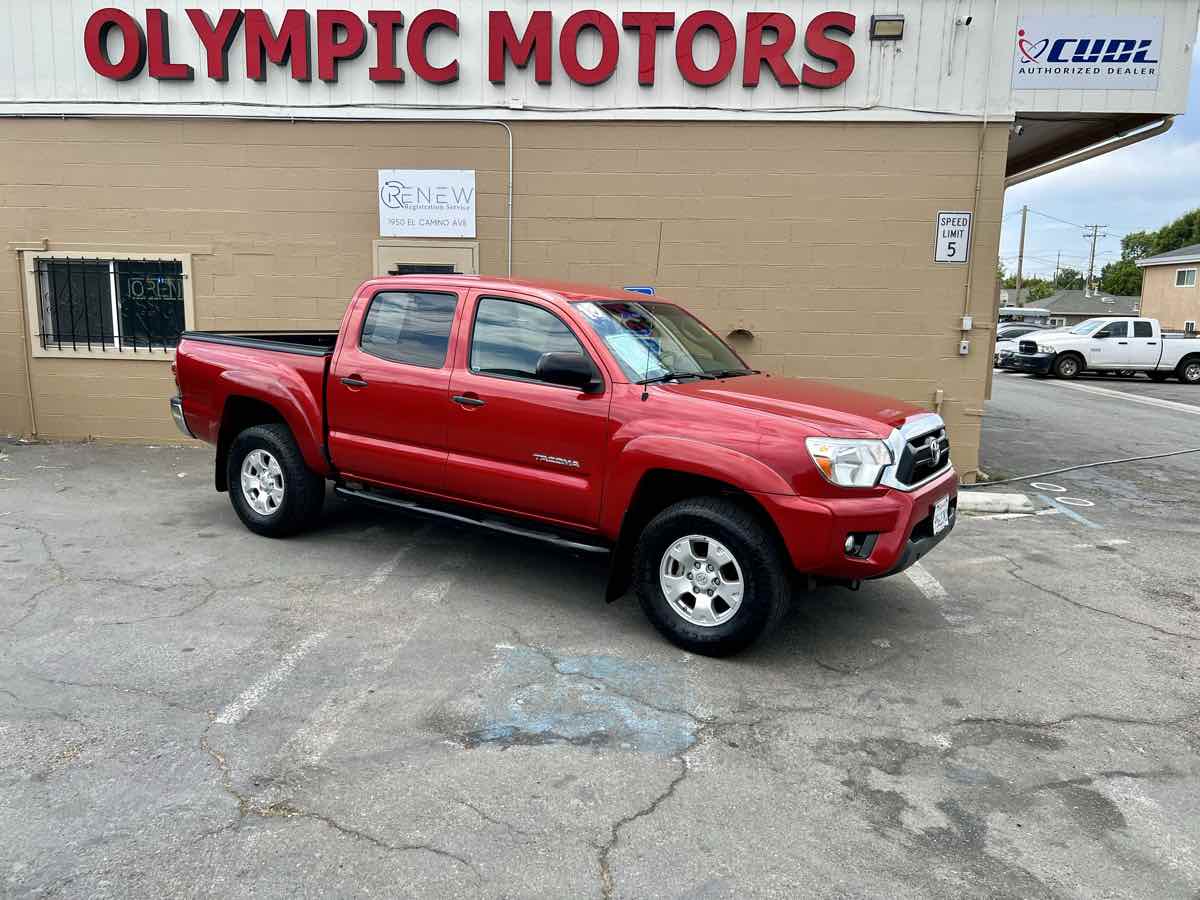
1037, 344, 1055, 353
805, 437, 893, 488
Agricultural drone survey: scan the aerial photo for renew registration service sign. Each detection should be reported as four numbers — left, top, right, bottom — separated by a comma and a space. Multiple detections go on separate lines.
378, 170, 476, 238
934, 211, 972, 264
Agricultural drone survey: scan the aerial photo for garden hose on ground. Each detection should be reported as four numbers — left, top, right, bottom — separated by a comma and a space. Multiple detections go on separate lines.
963, 447, 1200, 488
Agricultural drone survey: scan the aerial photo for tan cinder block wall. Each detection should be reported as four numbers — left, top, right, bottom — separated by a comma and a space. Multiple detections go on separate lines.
1140, 264, 1200, 329
0, 118, 1006, 475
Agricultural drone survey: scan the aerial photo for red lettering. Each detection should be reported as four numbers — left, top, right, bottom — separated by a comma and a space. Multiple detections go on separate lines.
560, 11, 618, 86
408, 10, 459, 84
675, 11, 736, 86
244, 9, 311, 82
801, 11, 855, 89
743, 13, 798, 87
316, 10, 366, 82
489, 11, 552, 84
622, 12, 674, 86
367, 11, 405, 82
186, 9, 243, 81
84, 8, 146, 81
146, 9, 193, 80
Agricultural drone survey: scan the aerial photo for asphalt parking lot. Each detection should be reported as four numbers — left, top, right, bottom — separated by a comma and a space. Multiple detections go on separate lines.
2, 375, 1198, 899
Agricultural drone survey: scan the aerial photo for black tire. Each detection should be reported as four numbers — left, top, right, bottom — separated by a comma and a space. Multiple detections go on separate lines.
1053, 353, 1083, 379
1178, 358, 1200, 385
227, 424, 325, 537
633, 497, 790, 656
1147, 371, 1170, 382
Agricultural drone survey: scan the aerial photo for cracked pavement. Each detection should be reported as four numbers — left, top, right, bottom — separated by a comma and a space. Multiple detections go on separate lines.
2, 373, 1199, 898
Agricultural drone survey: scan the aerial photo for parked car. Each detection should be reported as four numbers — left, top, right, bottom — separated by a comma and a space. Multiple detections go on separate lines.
994, 322, 1051, 368
171, 276, 957, 655
1008, 317, 1200, 382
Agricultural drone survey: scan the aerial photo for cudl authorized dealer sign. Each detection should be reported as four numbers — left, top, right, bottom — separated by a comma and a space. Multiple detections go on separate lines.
378, 170, 476, 238
1012, 16, 1163, 90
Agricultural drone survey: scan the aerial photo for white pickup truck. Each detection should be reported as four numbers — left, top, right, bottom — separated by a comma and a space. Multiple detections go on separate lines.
1009, 317, 1200, 383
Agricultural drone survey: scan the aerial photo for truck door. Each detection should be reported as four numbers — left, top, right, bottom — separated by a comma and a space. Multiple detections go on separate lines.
444, 293, 610, 528
327, 288, 462, 492
1131, 319, 1159, 369
1089, 320, 1130, 368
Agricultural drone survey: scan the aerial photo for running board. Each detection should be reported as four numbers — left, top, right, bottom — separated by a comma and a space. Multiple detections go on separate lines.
333, 485, 611, 555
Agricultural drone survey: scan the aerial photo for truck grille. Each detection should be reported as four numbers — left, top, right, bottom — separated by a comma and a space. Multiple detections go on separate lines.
894, 427, 951, 487
1019, 339, 1038, 354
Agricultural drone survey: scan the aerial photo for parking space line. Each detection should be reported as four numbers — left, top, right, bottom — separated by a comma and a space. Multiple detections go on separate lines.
905, 562, 948, 601
1055, 381, 1200, 416
266, 577, 458, 773
214, 631, 328, 726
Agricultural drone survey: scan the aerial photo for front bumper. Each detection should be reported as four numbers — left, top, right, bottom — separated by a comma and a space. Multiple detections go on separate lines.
170, 396, 194, 438
995, 351, 1015, 368
754, 466, 958, 581
1008, 352, 1055, 374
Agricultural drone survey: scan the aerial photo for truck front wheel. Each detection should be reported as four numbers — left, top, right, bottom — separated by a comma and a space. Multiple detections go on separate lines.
633, 497, 790, 656
227, 424, 325, 537
1053, 354, 1083, 379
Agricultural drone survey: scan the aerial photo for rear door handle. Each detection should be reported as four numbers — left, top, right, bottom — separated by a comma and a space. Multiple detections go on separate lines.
452, 394, 486, 407
1117, 341, 1128, 345
341, 375, 369, 388
1147, 342, 1158, 345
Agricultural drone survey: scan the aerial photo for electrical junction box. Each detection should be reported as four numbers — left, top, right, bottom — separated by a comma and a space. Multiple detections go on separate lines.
959, 340, 970, 356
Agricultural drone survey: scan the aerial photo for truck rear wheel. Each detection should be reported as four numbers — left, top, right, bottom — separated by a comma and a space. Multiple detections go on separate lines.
227, 424, 325, 537
1178, 359, 1200, 385
633, 497, 790, 656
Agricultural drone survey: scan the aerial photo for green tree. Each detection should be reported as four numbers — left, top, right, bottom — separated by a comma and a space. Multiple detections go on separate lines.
1099, 258, 1142, 296
1099, 209, 1200, 296
1054, 267, 1084, 290
1027, 280, 1055, 302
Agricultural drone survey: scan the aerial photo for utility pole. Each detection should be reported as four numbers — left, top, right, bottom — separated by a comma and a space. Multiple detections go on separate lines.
1014, 205, 1028, 306
1053, 251, 1061, 286
1083, 224, 1108, 296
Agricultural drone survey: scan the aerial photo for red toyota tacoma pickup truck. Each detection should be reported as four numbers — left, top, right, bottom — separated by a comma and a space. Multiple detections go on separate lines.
172, 276, 956, 655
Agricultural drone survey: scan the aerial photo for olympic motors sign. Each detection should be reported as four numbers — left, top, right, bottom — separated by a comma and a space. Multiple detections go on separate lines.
1012, 15, 1163, 90
82, 6, 857, 91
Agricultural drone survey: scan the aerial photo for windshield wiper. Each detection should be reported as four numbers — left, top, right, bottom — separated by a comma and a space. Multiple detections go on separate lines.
637, 370, 718, 386
708, 368, 759, 378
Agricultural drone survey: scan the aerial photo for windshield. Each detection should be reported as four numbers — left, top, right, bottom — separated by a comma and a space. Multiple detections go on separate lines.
572, 300, 750, 382
1069, 319, 1105, 335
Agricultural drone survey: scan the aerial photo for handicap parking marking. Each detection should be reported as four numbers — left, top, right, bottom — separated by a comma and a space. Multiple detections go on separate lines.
1036, 493, 1102, 529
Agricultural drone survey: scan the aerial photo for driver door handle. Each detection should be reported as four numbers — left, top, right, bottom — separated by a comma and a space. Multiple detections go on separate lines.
452, 394, 486, 408
1117, 341, 1128, 345
341, 375, 369, 388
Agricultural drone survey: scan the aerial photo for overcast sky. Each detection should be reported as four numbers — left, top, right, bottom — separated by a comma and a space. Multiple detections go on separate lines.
999, 35, 1200, 283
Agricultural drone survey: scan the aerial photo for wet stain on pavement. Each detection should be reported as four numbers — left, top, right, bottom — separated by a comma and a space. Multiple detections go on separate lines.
457, 646, 698, 755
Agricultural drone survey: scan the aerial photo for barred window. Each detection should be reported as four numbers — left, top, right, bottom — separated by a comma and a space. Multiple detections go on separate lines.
34, 257, 187, 352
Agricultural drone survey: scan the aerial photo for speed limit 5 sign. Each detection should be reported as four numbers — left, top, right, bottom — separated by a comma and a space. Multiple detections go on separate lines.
934, 210, 972, 264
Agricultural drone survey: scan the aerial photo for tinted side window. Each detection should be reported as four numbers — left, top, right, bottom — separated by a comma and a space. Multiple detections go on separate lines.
470, 297, 586, 381
360, 291, 458, 367
1133, 321, 1153, 338
1096, 321, 1128, 338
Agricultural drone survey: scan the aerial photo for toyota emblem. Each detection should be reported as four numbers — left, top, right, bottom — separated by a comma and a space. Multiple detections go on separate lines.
926, 435, 942, 466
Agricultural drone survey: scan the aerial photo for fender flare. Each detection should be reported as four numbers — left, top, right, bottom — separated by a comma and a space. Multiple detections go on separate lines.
216, 367, 330, 477
599, 434, 792, 538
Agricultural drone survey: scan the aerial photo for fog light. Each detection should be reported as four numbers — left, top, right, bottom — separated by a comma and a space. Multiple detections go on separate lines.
844, 535, 857, 554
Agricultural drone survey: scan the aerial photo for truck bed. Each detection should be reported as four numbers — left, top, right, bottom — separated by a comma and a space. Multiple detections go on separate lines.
179, 330, 338, 356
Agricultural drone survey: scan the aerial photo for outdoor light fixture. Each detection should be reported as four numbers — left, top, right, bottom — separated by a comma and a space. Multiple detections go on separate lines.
869, 15, 905, 40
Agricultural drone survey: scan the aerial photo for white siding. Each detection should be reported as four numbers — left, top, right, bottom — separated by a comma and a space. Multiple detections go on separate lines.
0, 0, 1194, 121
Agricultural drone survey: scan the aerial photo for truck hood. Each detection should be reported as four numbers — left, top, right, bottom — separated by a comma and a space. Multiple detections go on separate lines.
658, 375, 921, 438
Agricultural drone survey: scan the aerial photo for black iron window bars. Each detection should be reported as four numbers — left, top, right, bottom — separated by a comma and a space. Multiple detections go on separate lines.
35, 257, 186, 352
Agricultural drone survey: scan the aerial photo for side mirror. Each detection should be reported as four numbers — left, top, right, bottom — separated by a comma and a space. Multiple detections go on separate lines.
536, 352, 600, 392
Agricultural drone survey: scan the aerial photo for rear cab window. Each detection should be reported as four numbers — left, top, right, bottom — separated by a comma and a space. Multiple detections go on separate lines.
360, 290, 458, 368
1133, 320, 1154, 338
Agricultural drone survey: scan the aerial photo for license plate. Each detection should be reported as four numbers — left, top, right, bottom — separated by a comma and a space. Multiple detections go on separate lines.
933, 495, 950, 534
